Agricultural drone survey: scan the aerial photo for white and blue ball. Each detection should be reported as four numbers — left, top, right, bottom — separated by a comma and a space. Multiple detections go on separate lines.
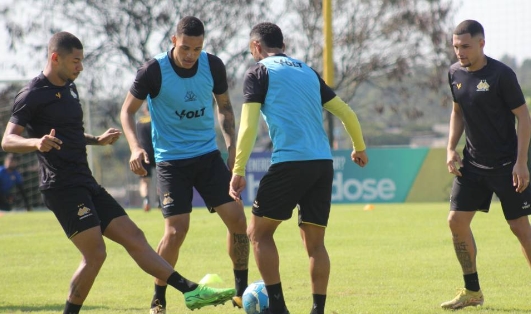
242, 280, 269, 314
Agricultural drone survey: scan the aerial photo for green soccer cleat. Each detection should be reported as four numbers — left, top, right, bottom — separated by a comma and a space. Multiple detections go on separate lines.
184, 284, 236, 310
440, 288, 484, 310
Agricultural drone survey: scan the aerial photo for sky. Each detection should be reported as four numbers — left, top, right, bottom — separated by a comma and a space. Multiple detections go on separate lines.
452, 0, 531, 64
1, 0, 531, 81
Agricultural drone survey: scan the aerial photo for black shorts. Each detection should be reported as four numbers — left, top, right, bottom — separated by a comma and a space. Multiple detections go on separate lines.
252, 160, 334, 227
450, 168, 531, 220
156, 150, 233, 218
42, 185, 127, 238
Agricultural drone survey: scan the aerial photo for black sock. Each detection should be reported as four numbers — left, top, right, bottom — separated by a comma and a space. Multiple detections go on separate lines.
310, 294, 326, 314
151, 284, 167, 308
234, 269, 248, 296
464, 272, 480, 292
166, 271, 198, 293
63, 301, 82, 314
265, 282, 286, 313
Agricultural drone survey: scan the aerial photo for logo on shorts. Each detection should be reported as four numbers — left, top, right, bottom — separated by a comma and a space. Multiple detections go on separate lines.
522, 202, 530, 210
77, 203, 92, 218
253, 200, 259, 208
162, 193, 174, 207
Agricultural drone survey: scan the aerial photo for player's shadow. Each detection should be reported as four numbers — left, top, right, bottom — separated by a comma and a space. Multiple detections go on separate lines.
0, 304, 108, 312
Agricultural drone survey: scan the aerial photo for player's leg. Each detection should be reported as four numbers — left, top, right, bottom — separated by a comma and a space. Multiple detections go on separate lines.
247, 214, 284, 309
297, 160, 333, 314
42, 187, 108, 314
196, 151, 249, 305
68, 227, 107, 305
215, 201, 249, 307
148, 160, 196, 310
508, 215, 531, 265
247, 161, 305, 314
299, 224, 328, 313
441, 172, 489, 309
492, 175, 531, 268
93, 185, 235, 311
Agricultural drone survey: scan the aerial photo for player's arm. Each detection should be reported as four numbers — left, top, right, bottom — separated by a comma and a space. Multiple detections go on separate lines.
120, 92, 150, 176
229, 102, 260, 201
233, 103, 261, 177
2, 122, 62, 153
323, 96, 366, 151
214, 91, 237, 170
84, 128, 121, 146
512, 103, 531, 192
323, 96, 368, 167
446, 101, 465, 176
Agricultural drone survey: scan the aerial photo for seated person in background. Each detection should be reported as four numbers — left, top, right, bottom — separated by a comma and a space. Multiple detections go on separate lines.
0, 153, 32, 211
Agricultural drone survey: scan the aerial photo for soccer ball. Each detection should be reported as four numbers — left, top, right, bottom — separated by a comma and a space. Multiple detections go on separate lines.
242, 280, 269, 314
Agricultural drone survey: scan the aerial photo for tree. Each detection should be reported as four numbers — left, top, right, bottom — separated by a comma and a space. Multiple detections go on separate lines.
1, 0, 457, 147
268, 0, 457, 146
1, 0, 273, 113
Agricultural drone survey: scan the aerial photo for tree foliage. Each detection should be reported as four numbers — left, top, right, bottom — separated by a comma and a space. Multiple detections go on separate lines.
1, 0, 455, 130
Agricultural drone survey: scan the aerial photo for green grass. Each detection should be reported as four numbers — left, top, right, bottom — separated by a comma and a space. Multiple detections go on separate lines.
0, 203, 530, 313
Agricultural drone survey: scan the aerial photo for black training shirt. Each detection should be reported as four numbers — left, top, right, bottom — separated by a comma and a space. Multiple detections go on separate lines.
448, 57, 526, 173
10, 73, 97, 190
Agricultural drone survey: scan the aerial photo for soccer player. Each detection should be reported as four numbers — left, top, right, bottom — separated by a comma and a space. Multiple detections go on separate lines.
229, 22, 368, 314
136, 103, 159, 211
1, 31, 235, 314
441, 20, 531, 309
120, 16, 249, 314
0, 153, 32, 211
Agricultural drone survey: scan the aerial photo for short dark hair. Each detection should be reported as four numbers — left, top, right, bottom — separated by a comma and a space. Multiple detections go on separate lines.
176, 16, 205, 37
453, 20, 484, 38
48, 31, 83, 57
250, 22, 284, 49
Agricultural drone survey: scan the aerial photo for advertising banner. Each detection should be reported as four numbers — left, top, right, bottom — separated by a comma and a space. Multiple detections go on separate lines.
191, 147, 453, 207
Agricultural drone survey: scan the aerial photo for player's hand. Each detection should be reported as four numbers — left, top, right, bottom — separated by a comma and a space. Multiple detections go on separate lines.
129, 148, 149, 176
513, 161, 530, 193
98, 128, 122, 145
229, 174, 246, 202
36, 129, 62, 152
351, 150, 368, 167
447, 150, 463, 176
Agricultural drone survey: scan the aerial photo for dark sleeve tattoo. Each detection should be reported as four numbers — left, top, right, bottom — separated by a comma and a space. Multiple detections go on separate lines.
233, 233, 250, 270
216, 93, 236, 148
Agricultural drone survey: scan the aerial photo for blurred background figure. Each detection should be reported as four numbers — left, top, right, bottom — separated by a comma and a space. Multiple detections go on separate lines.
136, 103, 159, 211
0, 153, 32, 211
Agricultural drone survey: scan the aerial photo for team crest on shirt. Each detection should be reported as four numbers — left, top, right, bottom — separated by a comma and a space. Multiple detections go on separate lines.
476, 80, 489, 92
162, 193, 174, 206
77, 203, 92, 218
184, 91, 197, 102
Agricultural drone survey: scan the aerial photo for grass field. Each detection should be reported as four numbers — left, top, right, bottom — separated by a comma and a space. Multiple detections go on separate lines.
0, 203, 530, 314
